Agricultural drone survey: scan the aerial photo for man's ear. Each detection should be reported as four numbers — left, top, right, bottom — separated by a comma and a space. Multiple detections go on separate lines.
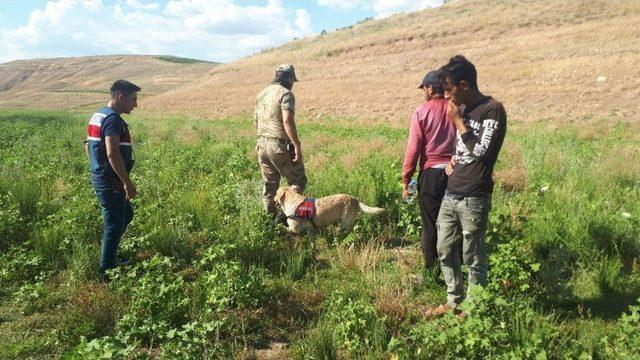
459, 80, 470, 92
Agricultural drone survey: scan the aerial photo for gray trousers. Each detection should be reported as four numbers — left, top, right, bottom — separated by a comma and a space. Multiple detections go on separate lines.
436, 192, 492, 308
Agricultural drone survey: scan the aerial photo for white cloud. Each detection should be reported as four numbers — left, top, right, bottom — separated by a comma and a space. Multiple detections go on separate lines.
170, 0, 288, 35
83, 0, 104, 12
125, 0, 159, 10
295, 9, 312, 34
317, 0, 362, 10
0, 0, 314, 63
38, 0, 76, 26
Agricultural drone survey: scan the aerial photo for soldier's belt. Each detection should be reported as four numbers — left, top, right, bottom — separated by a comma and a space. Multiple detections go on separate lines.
258, 136, 288, 145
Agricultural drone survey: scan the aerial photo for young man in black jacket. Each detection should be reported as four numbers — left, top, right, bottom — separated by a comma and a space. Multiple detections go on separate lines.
425, 55, 507, 317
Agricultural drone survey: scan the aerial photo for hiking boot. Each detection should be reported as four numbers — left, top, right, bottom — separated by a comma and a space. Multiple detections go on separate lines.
424, 303, 463, 318
117, 257, 131, 267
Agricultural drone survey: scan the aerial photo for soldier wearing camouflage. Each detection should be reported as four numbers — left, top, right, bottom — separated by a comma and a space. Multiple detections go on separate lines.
254, 64, 307, 214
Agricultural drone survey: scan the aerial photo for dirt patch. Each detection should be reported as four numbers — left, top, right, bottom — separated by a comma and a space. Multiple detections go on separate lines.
255, 342, 290, 360
494, 142, 527, 192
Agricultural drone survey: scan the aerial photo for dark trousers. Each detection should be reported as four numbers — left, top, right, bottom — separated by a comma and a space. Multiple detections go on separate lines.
95, 189, 134, 274
417, 168, 448, 268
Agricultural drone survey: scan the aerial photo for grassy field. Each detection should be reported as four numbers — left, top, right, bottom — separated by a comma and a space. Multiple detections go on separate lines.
0, 110, 639, 359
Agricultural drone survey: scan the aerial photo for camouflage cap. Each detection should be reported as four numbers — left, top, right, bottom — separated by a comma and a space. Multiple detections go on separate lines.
276, 63, 298, 82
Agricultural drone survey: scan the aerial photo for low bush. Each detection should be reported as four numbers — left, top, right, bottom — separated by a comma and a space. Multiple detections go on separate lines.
200, 260, 269, 311
400, 287, 555, 359
109, 256, 191, 346
323, 291, 389, 354
602, 298, 640, 359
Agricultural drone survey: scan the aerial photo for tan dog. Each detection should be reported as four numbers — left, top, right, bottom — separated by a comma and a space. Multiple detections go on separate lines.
274, 186, 385, 246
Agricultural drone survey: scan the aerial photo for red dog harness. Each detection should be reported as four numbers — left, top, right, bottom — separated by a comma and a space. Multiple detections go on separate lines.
294, 198, 316, 219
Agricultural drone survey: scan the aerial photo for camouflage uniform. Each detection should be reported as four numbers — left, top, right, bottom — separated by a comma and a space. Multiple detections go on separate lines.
255, 81, 307, 214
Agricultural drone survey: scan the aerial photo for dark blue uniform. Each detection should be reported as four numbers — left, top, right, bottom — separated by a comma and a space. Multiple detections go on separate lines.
86, 107, 134, 274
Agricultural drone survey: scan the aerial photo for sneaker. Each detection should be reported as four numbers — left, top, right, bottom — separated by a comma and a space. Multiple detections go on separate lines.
98, 272, 111, 283
424, 303, 463, 318
116, 257, 131, 266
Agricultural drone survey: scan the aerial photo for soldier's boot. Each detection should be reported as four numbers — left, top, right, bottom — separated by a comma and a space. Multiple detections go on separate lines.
275, 211, 288, 226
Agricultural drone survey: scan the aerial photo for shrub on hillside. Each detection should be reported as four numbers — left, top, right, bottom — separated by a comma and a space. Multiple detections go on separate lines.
488, 239, 541, 297
486, 211, 541, 297
399, 287, 554, 360
109, 256, 190, 346
73, 336, 135, 359
0, 246, 43, 286
0, 193, 25, 251
323, 291, 389, 354
602, 299, 640, 359
200, 260, 268, 311
75, 318, 229, 359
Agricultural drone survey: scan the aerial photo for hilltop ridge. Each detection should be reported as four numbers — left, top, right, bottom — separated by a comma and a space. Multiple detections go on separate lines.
0, 55, 218, 110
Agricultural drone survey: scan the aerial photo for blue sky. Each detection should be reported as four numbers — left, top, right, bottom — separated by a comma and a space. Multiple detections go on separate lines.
0, 0, 443, 63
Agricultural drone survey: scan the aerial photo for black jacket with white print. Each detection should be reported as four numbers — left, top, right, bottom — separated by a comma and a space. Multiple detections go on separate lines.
448, 96, 507, 196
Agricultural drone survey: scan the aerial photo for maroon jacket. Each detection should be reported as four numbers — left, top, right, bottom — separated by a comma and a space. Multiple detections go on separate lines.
402, 98, 456, 184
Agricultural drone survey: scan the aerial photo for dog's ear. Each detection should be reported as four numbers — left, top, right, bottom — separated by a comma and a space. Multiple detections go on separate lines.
274, 188, 286, 205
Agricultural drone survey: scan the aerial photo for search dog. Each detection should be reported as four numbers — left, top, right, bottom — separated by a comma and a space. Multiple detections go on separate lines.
274, 186, 385, 248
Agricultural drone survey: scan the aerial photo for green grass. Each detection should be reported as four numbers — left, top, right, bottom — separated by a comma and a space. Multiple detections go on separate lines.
0, 109, 638, 358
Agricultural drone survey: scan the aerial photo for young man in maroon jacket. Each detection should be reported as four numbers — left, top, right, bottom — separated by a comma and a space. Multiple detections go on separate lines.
402, 70, 456, 275
425, 55, 507, 317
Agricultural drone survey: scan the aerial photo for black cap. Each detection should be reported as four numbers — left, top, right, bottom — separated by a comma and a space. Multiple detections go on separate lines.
418, 70, 441, 89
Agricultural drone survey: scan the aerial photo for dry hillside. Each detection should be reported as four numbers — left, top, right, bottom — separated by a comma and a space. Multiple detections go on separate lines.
143, 0, 640, 124
0, 55, 218, 110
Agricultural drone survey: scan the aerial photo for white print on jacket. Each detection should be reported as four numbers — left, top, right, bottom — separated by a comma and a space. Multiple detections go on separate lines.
454, 118, 499, 165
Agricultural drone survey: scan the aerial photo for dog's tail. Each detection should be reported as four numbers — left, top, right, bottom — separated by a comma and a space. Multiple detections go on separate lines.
358, 202, 385, 216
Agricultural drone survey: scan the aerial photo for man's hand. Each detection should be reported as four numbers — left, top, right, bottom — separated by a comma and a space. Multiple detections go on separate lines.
292, 144, 303, 163
282, 110, 303, 163
445, 157, 456, 176
402, 182, 410, 199
124, 181, 137, 200
106, 134, 136, 199
447, 101, 467, 134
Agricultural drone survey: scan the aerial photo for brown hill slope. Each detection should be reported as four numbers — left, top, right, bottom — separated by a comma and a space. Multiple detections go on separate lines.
0, 55, 218, 110
144, 0, 640, 124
